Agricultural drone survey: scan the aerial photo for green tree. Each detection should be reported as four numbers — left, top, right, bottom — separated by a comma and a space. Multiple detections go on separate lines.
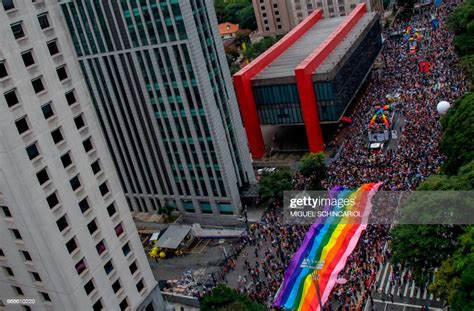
390, 161, 473, 285
258, 169, 293, 202
298, 152, 326, 190
440, 92, 474, 175
429, 226, 474, 311
391, 224, 465, 285
460, 54, 474, 86
238, 5, 257, 30
200, 284, 266, 311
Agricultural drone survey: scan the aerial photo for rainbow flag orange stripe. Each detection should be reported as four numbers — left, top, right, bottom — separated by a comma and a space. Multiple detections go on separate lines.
274, 183, 382, 310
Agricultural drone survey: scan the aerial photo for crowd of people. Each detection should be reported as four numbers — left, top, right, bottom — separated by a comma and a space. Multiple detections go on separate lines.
220, 1, 469, 309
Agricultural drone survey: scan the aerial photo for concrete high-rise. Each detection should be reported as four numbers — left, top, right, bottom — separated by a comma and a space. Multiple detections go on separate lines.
60, 0, 256, 224
0, 0, 163, 310
252, 0, 383, 38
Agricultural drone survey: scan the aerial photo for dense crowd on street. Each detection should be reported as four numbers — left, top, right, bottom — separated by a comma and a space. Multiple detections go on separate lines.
218, 1, 469, 309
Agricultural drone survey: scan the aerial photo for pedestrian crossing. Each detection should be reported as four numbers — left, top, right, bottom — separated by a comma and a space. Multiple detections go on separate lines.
373, 262, 443, 308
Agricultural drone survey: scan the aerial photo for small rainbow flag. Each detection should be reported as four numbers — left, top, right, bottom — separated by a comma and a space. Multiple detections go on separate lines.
274, 183, 382, 310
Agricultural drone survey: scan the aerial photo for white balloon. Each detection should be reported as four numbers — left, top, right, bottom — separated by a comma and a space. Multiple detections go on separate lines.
437, 101, 450, 114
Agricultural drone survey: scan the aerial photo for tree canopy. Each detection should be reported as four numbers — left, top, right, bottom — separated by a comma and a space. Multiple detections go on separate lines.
447, 0, 474, 85
429, 226, 474, 311
440, 92, 474, 175
258, 169, 293, 202
214, 0, 257, 31
298, 152, 327, 190
200, 284, 266, 311
390, 224, 466, 284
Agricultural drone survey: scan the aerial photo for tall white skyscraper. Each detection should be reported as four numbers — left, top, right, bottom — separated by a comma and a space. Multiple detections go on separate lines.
0, 0, 163, 310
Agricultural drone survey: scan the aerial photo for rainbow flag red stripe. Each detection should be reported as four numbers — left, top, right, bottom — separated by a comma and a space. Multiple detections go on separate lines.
274, 183, 382, 310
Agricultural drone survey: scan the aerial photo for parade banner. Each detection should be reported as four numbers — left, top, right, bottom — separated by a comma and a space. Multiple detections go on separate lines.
274, 183, 382, 310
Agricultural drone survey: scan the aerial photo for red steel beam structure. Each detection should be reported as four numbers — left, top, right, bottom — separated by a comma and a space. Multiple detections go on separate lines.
233, 10, 323, 159
295, 3, 367, 153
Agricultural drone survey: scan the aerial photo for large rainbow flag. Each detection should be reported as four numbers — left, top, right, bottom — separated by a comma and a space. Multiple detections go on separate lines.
274, 183, 382, 311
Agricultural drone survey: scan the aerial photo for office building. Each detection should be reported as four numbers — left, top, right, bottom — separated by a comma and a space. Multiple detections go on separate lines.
0, 0, 164, 309
252, 0, 383, 38
234, 4, 382, 158
60, 0, 255, 224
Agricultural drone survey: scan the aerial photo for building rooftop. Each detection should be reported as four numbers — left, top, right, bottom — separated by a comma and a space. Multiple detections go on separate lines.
315, 12, 377, 75
253, 12, 377, 81
219, 22, 239, 36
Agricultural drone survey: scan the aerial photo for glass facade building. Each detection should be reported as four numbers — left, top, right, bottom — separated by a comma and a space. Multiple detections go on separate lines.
60, 0, 255, 222
251, 16, 382, 125
315, 21, 382, 122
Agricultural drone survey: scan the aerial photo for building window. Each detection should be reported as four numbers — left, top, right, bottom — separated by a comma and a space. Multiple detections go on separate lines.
122, 243, 131, 257
56, 66, 68, 81
11, 229, 22, 240
46, 192, 59, 209
75, 258, 87, 275
37, 13, 50, 29
56, 215, 69, 232
103, 260, 113, 275
96, 240, 106, 255
93, 300, 103, 311
65, 90, 76, 105
99, 182, 109, 197
74, 114, 85, 130
112, 279, 121, 294
83, 137, 94, 153
119, 298, 129, 311
31, 272, 41, 282
31, 77, 45, 94
11, 22, 25, 40
51, 128, 64, 144
21, 50, 35, 67
129, 261, 138, 275
115, 223, 124, 237
136, 279, 145, 293
21, 251, 32, 261
41, 102, 54, 120
91, 160, 101, 175
87, 219, 98, 235
66, 237, 77, 254
40, 292, 51, 302
13, 286, 24, 296
1, 206, 12, 218
107, 203, 117, 217
60, 152, 73, 168
3, 266, 14, 277
78, 197, 90, 214
0, 61, 8, 79
15, 117, 29, 135
2, 0, 15, 11
4, 89, 19, 107
47, 39, 59, 56
36, 168, 50, 185
69, 175, 81, 191
84, 279, 95, 295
